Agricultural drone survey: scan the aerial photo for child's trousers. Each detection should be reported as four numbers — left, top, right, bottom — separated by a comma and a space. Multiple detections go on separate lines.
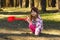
29, 24, 41, 35
29, 24, 36, 34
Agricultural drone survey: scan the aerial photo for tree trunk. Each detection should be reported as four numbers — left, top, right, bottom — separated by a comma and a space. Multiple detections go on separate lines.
6, 0, 9, 7
16, 0, 19, 6
41, 0, 46, 12
14, 0, 16, 7
58, 0, 60, 11
39, 0, 41, 8
34, 0, 39, 8
48, 0, 52, 7
51, 0, 56, 7
10, 0, 14, 7
22, 0, 26, 8
18, 0, 21, 7
0, 0, 1, 8
29, 0, 32, 8
1, 0, 5, 7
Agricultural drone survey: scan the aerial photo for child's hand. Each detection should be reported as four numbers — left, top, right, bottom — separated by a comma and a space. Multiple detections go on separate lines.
25, 16, 30, 23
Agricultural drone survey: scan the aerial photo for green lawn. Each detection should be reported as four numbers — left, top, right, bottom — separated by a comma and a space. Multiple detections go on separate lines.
0, 12, 60, 40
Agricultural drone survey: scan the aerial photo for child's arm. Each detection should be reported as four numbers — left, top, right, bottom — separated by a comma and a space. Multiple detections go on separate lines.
25, 16, 33, 24
15, 18, 26, 21
25, 16, 30, 23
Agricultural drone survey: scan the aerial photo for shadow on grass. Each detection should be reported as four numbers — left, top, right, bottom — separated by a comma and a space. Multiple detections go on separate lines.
0, 33, 60, 40
43, 10, 58, 13
0, 19, 29, 30
0, 33, 60, 38
0, 12, 30, 15
43, 20, 60, 30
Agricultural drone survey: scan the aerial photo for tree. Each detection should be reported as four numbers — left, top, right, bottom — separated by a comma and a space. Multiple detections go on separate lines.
6, 0, 9, 7
14, 0, 16, 7
10, 0, 14, 7
48, 0, 52, 7
39, 0, 41, 8
22, 0, 26, 8
29, 0, 32, 8
51, 0, 56, 7
1, 0, 5, 7
58, 0, 60, 11
0, 0, 3, 11
16, 0, 19, 7
0, 0, 1, 8
18, 0, 21, 8
34, 0, 39, 8
41, 0, 46, 12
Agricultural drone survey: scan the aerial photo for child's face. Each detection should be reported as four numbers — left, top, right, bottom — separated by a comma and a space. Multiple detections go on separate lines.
31, 10, 37, 16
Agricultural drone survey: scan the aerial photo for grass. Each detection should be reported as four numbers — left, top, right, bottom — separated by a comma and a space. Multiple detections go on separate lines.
0, 12, 60, 40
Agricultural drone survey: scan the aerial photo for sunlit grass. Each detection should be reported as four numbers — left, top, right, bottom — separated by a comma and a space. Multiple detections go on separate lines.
41, 13, 60, 22
2, 8, 31, 12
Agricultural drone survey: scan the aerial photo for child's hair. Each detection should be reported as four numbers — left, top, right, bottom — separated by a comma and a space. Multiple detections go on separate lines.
30, 7, 39, 21
31, 7, 39, 14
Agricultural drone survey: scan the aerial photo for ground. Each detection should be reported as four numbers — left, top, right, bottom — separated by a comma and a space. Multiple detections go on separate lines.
0, 10, 60, 40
